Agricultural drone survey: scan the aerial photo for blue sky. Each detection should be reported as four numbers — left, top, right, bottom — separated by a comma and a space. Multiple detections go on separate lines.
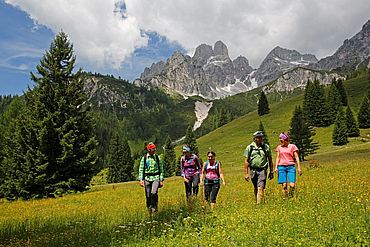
0, 1, 53, 95
0, 1, 185, 95
1, 0, 369, 95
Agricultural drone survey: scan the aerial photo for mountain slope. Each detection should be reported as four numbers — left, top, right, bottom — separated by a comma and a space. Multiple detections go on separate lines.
195, 71, 369, 162
313, 20, 370, 72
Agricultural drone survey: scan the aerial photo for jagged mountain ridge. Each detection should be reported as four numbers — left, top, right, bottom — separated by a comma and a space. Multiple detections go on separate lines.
253, 46, 318, 86
312, 20, 370, 72
135, 41, 255, 99
135, 20, 370, 99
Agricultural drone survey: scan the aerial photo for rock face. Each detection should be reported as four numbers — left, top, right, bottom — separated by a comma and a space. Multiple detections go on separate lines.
135, 41, 255, 99
253, 46, 318, 86
313, 20, 370, 71
263, 67, 345, 93
136, 20, 370, 99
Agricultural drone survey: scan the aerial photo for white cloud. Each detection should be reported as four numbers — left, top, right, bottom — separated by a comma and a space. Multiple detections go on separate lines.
125, 0, 370, 67
5, 0, 148, 70
4, 0, 370, 72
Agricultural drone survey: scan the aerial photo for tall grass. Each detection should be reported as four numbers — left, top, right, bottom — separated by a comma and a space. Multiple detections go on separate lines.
0, 73, 369, 246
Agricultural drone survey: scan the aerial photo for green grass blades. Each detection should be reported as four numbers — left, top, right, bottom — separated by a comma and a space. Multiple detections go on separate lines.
0, 73, 369, 246
0, 144, 368, 246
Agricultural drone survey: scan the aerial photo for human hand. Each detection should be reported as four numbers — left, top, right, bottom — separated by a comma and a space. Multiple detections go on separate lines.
183, 177, 189, 183
268, 172, 274, 180
245, 174, 250, 182
139, 180, 145, 187
274, 167, 278, 173
159, 181, 164, 188
222, 181, 226, 186
298, 168, 302, 176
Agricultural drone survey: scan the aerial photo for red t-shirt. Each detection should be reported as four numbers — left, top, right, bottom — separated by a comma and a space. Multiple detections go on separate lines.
276, 144, 298, 165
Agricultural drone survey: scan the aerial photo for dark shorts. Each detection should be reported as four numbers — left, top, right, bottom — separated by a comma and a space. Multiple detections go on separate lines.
251, 169, 267, 189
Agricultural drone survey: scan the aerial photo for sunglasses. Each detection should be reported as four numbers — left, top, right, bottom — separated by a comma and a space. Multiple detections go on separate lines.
207, 156, 214, 158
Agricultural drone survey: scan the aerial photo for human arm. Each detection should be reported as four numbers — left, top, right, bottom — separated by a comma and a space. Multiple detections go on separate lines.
199, 162, 206, 186
218, 163, 226, 186
159, 157, 164, 187
294, 151, 302, 175
268, 154, 274, 180
180, 157, 189, 183
244, 158, 250, 182
138, 157, 145, 187
275, 149, 280, 173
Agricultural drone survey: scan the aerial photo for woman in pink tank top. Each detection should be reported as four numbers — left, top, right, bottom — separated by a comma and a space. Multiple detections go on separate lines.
275, 132, 302, 198
200, 151, 226, 209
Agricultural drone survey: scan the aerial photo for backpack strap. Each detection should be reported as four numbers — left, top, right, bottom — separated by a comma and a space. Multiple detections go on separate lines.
260, 143, 269, 158
248, 143, 269, 159
215, 161, 220, 177
143, 154, 161, 176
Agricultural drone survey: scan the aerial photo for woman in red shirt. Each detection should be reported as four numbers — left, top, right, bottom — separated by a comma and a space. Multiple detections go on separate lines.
275, 132, 302, 198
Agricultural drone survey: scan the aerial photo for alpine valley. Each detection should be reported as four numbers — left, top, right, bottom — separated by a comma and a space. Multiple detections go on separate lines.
1, 20, 369, 161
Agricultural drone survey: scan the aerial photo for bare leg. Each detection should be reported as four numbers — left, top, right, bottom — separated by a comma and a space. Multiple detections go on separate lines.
254, 187, 258, 202
288, 183, 295, 197
282, 183, 288, 198
256, 187, 264, 204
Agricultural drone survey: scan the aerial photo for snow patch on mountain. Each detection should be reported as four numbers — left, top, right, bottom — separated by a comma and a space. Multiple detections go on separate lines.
193, 101, 213, 131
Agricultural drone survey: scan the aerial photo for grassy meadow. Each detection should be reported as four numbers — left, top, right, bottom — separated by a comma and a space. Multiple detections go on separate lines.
0, 74, 369, 246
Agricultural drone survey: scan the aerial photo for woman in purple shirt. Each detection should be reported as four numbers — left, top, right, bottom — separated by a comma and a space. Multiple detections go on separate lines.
180, 145, 202, 200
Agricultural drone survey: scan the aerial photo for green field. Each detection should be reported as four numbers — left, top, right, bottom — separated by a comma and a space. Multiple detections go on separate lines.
0, 74, 369, 246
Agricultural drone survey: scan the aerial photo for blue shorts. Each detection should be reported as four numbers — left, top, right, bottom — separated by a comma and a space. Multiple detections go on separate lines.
278, 165, 296, 184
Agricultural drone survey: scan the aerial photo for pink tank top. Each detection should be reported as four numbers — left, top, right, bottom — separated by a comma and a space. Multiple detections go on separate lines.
205, 161, 220, 180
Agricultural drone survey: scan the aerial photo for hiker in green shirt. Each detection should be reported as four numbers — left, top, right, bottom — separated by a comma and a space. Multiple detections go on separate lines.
244, 131, 274, 204
138, 142, 164, 214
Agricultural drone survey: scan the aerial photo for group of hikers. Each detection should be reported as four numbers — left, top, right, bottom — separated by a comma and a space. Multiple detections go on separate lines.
138, 130, 301, 213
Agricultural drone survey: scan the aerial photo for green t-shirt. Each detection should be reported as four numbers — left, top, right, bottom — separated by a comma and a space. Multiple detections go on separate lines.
138, 154, 164, 182
244, 142, 272, 169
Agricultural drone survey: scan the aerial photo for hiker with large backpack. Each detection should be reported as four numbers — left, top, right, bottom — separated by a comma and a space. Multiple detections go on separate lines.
138, 142, 164, 214
200, 151, 226, 209
244, 131, 274, 204
180, 145, 202, 200
275, 132, 302, 198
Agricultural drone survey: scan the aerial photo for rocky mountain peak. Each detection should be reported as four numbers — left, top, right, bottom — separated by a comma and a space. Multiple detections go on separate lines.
313, 19, 370, 71
214, 40, 229, 57
192, 44, 214, 67
362, 19, 370, 31
253, 46, 318, 86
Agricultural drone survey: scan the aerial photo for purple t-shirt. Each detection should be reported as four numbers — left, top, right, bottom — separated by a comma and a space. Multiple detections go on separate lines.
180, 154, 201, 177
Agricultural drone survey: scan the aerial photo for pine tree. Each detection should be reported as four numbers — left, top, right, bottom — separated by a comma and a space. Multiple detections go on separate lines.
332, 108, 348, 146
289, 106, 319, 161
358, 96, 370, 128
163, 136, 176, 177
258, 121, 269, 146
346, 106, 360, 137
184, 125, 199, 155
333, 79, 348, 106
257, 91, 270, 116
303, 80, 330, 127
327, 83, 342, 123
107, 133, 133, 183
218, 107, 228, 127
2, 32, 98, 199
